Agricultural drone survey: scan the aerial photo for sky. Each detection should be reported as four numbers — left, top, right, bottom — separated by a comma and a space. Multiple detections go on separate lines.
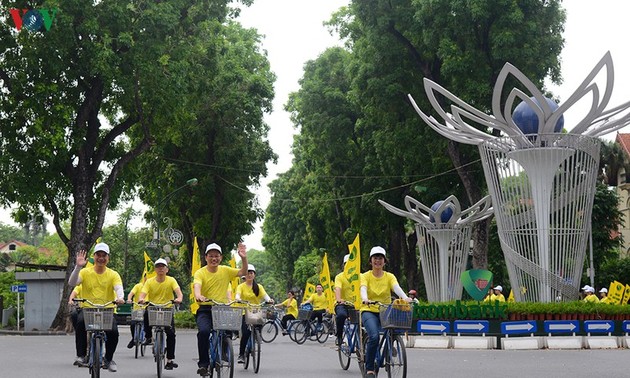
5, 0, 630, 252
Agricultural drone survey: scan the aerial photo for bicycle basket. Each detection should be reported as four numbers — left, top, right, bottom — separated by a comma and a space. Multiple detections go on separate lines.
348, 309, 360, 324
84, 308, 114, 331
245, 307, 266, 325
297, 308, 312, 321
131, 309, 145, 321
148, 307, 173, 327
212, 305, 242, 331
379, 303, 412, 329
266, 309, 278, 321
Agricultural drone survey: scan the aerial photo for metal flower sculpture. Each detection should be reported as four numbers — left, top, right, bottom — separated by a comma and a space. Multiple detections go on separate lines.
408, 52, 630, 302
379, 195, 493, 302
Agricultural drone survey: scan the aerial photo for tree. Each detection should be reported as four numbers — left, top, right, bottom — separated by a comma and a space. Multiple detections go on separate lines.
0, 0, 242, 329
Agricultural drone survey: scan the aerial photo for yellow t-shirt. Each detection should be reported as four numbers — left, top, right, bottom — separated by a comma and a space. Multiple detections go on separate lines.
583, 294, 600, 303
494, 293, 506, 302
129, 282, 145, 310
281, 298, 298, 318
308, 292, 328, 311
360, 270, 399, 313
236, 282, 268, 305
600, 296, 612, 304
334, 272, 353, 302
72, 285, 84, 308
193, 265, 240, 306
78, 266, 122, 307
141, 276, 179, 306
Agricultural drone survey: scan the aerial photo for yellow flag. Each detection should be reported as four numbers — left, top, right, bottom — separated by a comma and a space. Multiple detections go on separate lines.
190, 238, 201, 314
344, 234, 362, 308
302, 282, 316, 302
507, 289, 515, 303
608, 281, 624, 304
141, 251, 156, 283
319, 253, 335, 312
229, 254, 240, 297
622, 284, 630, 305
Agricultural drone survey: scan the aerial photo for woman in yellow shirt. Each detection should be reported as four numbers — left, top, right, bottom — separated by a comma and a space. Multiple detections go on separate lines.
276, 290, 298, 333
360, 246, 411, 378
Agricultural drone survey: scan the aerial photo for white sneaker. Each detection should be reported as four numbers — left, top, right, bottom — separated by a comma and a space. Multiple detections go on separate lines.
104, 360, 117, 372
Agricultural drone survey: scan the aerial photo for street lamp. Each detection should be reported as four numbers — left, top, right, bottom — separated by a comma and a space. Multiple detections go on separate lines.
154, 178, 198, 253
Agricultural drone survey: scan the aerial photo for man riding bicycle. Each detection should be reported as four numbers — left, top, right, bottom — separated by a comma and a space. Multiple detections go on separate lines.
334, 254, 353, 346
68, 242, 125, 372
193, 242, 248, 376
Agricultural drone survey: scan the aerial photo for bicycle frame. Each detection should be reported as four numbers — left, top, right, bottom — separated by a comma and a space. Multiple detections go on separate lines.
73, 299, 116, 378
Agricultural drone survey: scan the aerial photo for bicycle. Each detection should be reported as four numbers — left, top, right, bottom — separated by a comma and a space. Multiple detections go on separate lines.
130, 304, 147, 359
260, 308, 300, 343
200, 300, 242, 378
146, 301, 175, 378
358, 301, 412, 378
292, 305, 328, 344
73, 299, 116, 378
242, 301, 270, 374
336, 302, 360, 370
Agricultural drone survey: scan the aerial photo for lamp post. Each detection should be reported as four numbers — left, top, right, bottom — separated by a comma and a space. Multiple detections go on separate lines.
154, 178, 198, 253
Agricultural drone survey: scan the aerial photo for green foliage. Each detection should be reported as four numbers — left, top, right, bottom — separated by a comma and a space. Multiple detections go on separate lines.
0, 272, 20, 308
0, 223, 25, 243
174, 310, 196, 329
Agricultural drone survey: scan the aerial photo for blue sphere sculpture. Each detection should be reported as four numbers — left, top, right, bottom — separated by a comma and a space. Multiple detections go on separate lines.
512, 97, 564, 135
429, 200, 454, 223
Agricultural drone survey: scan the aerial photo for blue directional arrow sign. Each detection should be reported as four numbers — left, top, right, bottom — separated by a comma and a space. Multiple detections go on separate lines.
584, 320, 614, 333
501, 321, 537, 335
417, 320, 450, 334
454, 320, 489, 334
622, 320, 630, 333
544, 320, 579, 334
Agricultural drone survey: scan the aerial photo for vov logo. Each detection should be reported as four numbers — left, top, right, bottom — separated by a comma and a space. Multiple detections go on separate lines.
460, 269, 494, 301
9, 8, 58, 32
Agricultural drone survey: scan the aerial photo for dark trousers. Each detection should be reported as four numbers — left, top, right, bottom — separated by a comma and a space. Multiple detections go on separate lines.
281, 314, 295, 330
335, 304, 350, 339
144, 311, 177, 359
76, 310, 119, 362
239, 315, 250, 356
362, 311, 380, 372
310, 309, 325, 325
195, 306, 214, 368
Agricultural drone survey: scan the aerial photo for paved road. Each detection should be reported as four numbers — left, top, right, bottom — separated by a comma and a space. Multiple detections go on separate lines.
1, 327, 629, 377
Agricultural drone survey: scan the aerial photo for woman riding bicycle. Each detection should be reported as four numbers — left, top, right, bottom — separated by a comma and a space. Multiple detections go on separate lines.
302, 283, 328, 329
360, 246, 411, 378
276, 290, 298, 333
193, 242, 248, 376
235, 264, 273, 364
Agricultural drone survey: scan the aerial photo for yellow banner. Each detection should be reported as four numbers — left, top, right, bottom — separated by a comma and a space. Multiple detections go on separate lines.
622, 284, 630, 305
302, 282, 316, 303
344, 234, 362, 308
608, 281, 624, 304
507, 289, 515, 303
141, 251, 156, 283
190, 238, 201, 314
319, 253, 335, 312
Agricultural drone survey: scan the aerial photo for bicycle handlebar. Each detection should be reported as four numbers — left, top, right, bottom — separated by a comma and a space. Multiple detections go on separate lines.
72, 298, 117, 308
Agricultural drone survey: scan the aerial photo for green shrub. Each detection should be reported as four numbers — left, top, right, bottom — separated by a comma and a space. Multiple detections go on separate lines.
174, 310, 196, 328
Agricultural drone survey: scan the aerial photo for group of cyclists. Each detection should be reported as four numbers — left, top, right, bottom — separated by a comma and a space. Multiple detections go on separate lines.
68, 241, 412, 378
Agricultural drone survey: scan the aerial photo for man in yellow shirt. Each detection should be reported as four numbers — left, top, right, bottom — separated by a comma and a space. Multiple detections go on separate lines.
334, 254, 352, 346
68, 243, 125, 372
492, 286, 506, 302
138, 258, 183, 370
303, 283, 328, 329
582, 285, 600, 303
193, 242, 248, 376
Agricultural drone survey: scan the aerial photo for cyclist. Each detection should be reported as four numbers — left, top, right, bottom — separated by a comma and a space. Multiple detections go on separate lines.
360, 246, 411, 378
138, 258, 184, 370
68, 242, 125, 372
276, 290, 298, 334
126, 276, 147, 349
334, 254, 352, 346
235, 264, 273, 363
193, 242, 248, 376
302, 283, 328, 330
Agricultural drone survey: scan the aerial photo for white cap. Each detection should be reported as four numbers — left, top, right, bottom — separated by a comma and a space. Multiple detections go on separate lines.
94, 242, 110, 254
493, 285, 503, 292
343, 254, 350, 264
247, 264, 256, 272
155, 258, 168, 267
369, 246, 386, 258
205, 243, 222, 254
581, 285, 594, 293
599, 288, 608, 293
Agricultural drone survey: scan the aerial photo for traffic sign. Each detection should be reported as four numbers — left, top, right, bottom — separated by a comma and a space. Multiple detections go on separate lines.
543, 320, 579, 334
622, 320, 630, 333
501, 321, 537, 335
10, 284, 27, 293
417, 320, 450, 334
584, 320, 614, 333
454, 320, 489, 334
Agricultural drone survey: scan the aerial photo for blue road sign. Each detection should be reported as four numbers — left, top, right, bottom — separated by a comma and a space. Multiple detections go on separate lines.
501, 321, 537, 335
10, 284, 27, 293
622, 320, 630, 333
544, 320, 580, 334
454, 320, 489, 334
417, 320, 450, 334
584, 320, 614, 333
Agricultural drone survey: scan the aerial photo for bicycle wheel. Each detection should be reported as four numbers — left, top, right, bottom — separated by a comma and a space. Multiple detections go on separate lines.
244, 334, 250, 370
293, 321, 307, 344
337, 325, 351, 370
217, 335, 234, 378
260, 320, 278, 343
155, 330, 164, 378
385, 334, 407, 378
91, 337, 101, 378
252, 328, 261, 374
287, 321, 298, 342
134, 323, 141, 359
358, 329, 367, 378
317, 321, 330, 343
